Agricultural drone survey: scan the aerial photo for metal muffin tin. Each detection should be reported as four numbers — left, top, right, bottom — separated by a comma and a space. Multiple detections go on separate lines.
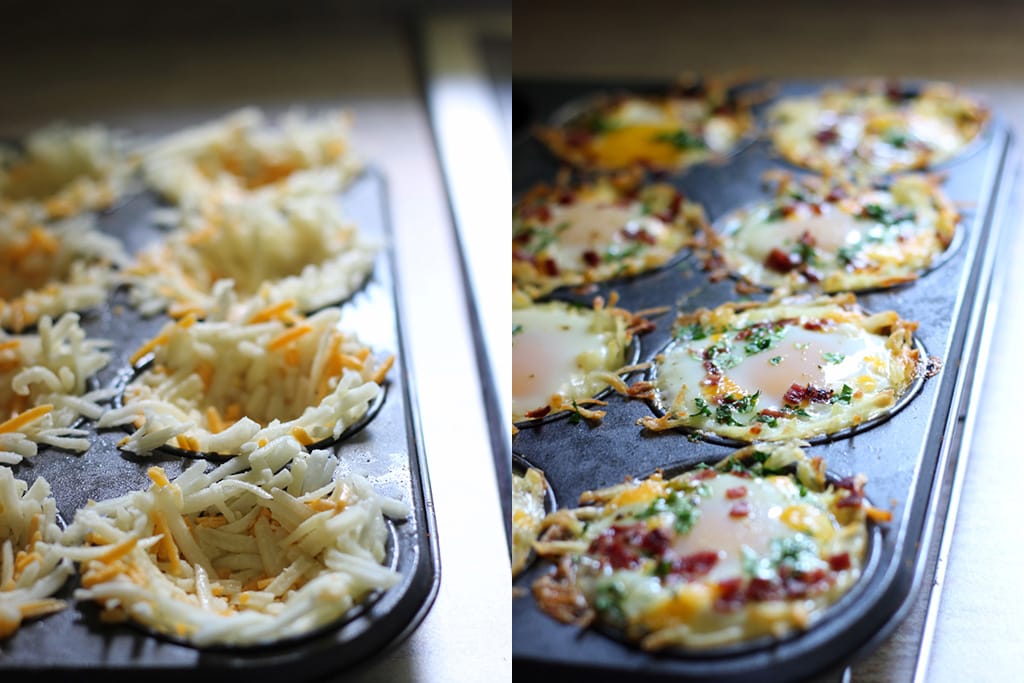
1, 169, 440, 680
511, 79, 1016, 682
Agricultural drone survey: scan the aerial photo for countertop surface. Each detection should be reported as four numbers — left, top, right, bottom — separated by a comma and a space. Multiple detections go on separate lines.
515, 2, 1024, 681
0, 17, 510, 683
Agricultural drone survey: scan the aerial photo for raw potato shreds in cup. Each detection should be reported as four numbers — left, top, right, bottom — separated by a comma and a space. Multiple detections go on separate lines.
0, 313, 113, 465
142, 108, 363, 205
56, 440, 408, 646
124, 193, 376, 320
0, 467, 73, 638
0, 123, 134, 223
99, 305, 392, 457
0, 214, 127, 332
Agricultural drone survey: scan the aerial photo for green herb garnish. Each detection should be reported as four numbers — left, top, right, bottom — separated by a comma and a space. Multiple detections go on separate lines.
769, 356, 782, 366
653, 129, 708, 150
823, 352, 845, 364
690, 397, 713, 418
512, 324, 523, 336
834, 384, 854, 404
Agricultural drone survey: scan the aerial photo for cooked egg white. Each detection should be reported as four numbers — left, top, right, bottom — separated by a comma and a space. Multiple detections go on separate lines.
512, 300, 632, 423
642, 295, 920, 441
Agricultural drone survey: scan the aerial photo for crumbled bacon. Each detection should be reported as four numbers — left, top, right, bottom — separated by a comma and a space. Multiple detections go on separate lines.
714, 577, 744, 612
660, 551, 719, 580
766, 248, 800, 273
759, 408, 786, 418
525, 405, 552, 419
779, 566, 832, 598
783, 383, 833, 405
815, 127, 839, 145
692, 468, 718, 481
540, 258, 559, 276
582, 250, 601, 267
828, 553, 852, 571
729, 501, 751, 518
725, 486, 747, 499
802, 318, 830, 331
837, 492, 864, 508
520, 204, 552, 222
556, 191, 575, 205
587, 523, 671, 570
825, 187, 847, 203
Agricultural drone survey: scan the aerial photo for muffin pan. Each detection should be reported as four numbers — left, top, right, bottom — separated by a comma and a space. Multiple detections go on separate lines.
511, 79, 1016, 682
1, 168, 439, 679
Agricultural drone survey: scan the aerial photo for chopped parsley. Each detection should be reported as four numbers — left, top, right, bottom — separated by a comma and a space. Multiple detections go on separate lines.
743, 323, 787, 356
518, 221, 571, 255
637, 491, 700, 534
765, 206, 786, 222
769, 356, 782, 366
834, 384, 854, 404
568, 400, 583, 424
862, 203, 915, 227
754, 414, 778, 428
715, 403, 743, 426
603, 242, 645, 262
690, 397, 713, 418
837, 244, 862, 265
822, 352, 845, 364
782, 405, 811, 418
883, 130, 910, 148
512, 324, 523, 336
675, 323, 710, 341
653, 129, 708, 150
593, 580, 627, 622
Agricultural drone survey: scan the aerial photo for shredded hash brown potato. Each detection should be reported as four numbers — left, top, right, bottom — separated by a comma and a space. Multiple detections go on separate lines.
0, 467, 72, 638
53, 440, 408, 646
0, 214, 127, 332
124, 193, 376, 319
142, 108, 362, 205
99, 306, 391, 456
0, 123, 134, 223
0, 314, 113, 465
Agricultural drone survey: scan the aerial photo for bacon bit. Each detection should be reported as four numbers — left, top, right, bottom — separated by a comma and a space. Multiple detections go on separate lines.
828, 553, 852, 571
834, 475, 860, 492
661, 551, 719, 579
766, 248, 800, 273
825, 187, 847, 202
746, 577, 785, 601
714, 577, 745, 612
783, 383, 833, 405
759, 408, 786, 418
0, 403, 53, 434
540, 258, 559, 276
587, 524, 670, 570
582, 250, 601, 267
693, 468, 718, 481
520, 203, 552, 222
525, 405, 552, 419
837, 492, 865, 508
815, 127, 839, 144
802, 318, 831, 331
729, 501, 751, 518
779, 567, 832, 598
725, 486, 747, 499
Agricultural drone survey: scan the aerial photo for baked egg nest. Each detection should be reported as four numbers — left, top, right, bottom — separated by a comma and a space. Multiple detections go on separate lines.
512, 291, 652, 426
536, 76, 756, 173
513, 171, 706, 298
637, 294, 924, 442
99, 305, 391, 457
710, 172, 959, 293
531, 442, 889, 651
768, 79, 989, 175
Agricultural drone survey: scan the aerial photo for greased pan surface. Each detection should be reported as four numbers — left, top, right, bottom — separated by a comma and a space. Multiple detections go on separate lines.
511, 79, 1014, 682
1, 169, 440, 680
